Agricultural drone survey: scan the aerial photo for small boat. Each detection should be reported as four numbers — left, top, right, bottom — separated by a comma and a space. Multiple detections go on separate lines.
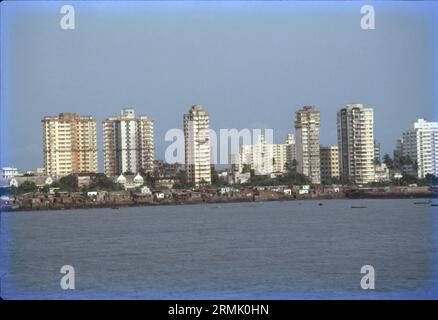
351, 206, 368, 209
431, 204, 438, 207
318, 203, 323, 206
111, 207, 119, 210
414, 201, 431, 205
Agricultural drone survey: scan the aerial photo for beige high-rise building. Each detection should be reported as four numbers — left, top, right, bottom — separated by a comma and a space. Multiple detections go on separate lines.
103, 108, 154, 177
184, 105, 211, 186
320, 146, 340, 182
42, 113, 98, 177
295, 106, 321, 184
337, 103, 375, 184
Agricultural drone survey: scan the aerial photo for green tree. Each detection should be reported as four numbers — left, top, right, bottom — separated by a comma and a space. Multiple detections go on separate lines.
11, 181, 38, 195
383, 154, 394, 169
51, 174, 78, 192
83, 173, 122, 192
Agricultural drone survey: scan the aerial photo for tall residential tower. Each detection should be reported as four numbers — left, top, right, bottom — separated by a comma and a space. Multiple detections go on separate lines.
184, 105, 212, 186
103, 108, 154, 177
337, 103, 375, 184
295, 106, 321, 184
42, 113, 98, 177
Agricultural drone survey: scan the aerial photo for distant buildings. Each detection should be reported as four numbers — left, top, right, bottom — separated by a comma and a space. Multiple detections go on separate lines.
285, 134, 296, 168
153, 160, 183, 179
238, 134, 295, 176
34, 103, 436, 187
0, 167, 20, 179
184, 105, 212, 186
42, 113, 98, 177
320, 146, 340, 182
374, 139, 381, 164
103, 108, 154, 177
240, 135, 274, 175
395, 118, 438, 178
374, 163, 390, 182
295, 106, 321, 184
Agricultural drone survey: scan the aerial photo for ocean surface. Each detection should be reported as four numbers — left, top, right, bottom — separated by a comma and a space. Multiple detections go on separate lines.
1, 199, 438, 299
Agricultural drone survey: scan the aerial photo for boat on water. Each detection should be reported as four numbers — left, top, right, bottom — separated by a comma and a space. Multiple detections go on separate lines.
351, 206, 368, 209
111, 207, 119, 210
431, 204, 438, 207
414, 200, 431, 205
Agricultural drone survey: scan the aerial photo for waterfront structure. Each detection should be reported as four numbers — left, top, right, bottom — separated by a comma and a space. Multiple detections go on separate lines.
184, 105, 211, 186
319, 146, 340, 182
103, 108, 154, 177
337, 103, 375, 184
395, 118, 438, 178
42, 113, 98, 177
295, 106, 321, 184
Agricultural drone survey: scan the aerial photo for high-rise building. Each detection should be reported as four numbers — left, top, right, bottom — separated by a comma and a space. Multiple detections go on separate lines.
42, 113, 98, 177
396, 118, 438, 178
374, 139, 381, 164
285, 133, 296, 169
184, 105, 211, 186
103, 108, 154, 177
240, 135, 274, 175
239, 135, 294, 175
337, 103, 375, 184
320, 146, 340, 182
295, 106, 321, 184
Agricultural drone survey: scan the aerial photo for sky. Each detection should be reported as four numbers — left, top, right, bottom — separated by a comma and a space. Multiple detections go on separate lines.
1, 1, 437, 172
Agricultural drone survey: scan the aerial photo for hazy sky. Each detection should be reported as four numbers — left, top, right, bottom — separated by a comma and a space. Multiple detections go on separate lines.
1, 1, 437, 171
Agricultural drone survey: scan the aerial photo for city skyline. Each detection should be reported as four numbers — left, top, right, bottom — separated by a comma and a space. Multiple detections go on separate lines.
1, 2, 437, 171
3, 104, 438, 174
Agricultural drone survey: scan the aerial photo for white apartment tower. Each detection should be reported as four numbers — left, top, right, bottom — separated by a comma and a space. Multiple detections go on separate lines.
295, 106, 321, 184
103, 108, 154, 177
398, 118, 438, 178
239, 134, 294, 175
42, 113, 98, 177
184, 105, 212, 186
240, 135, 274, 175
337, 103, 375, 184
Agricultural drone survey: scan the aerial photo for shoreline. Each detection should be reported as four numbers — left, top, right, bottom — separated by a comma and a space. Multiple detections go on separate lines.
3, 192, 437, 213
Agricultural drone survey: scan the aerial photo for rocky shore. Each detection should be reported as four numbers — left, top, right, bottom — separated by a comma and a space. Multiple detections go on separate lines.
1, 185, 437, 212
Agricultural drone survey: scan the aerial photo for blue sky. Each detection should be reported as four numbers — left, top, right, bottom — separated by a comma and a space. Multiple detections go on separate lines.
1, 1, 437, 171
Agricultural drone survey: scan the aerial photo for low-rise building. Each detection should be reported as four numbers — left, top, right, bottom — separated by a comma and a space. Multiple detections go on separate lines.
1, 167, 20, 179
374, 163, 390, 182
116, 173, 144, 190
